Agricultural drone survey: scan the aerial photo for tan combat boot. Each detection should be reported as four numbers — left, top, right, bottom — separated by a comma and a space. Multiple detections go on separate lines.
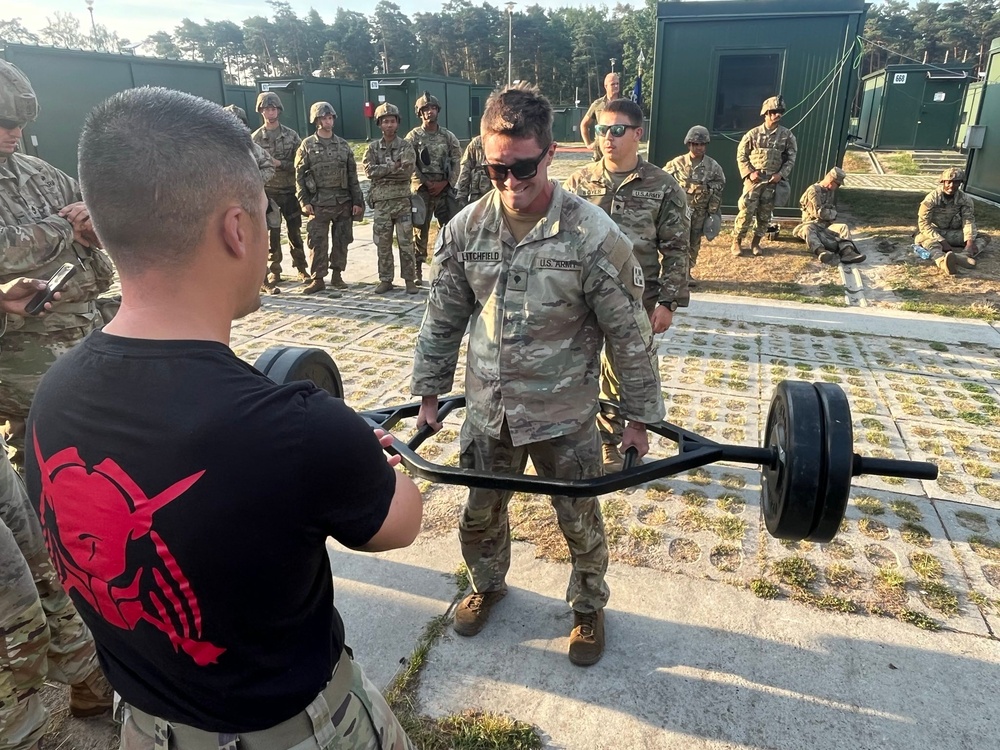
303, 278, 326, 294
404, 279, 419, 294
952, 252, 977, 269
750, 235, 763, 257
374, 280, 393, 294
602, 444, 624, 473
260, 280, 281, 295
70, 666, 113, 718
730, 237, 744, 257
568, 609, 605, 666
453, 588, 507, 636
329, 271, 348, 289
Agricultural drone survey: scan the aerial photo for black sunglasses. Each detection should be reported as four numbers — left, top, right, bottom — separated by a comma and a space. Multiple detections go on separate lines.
481, 145, 550, 182
594, 123, 639, 138
0, 118, 26, 130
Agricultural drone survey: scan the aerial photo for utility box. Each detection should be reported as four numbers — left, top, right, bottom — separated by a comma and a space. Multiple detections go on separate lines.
552, 107, 584, 143
2, 43, 225, 177
648, 0, 868, 215
854, 63, 974, 150
255, 77, 365, 141
957, 81, 985, 150
363, 73, 474, 142
965, 38, 1000, 203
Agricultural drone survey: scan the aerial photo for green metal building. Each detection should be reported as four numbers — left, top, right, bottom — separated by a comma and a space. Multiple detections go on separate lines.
853, 63, 974, 150
2, 43, 225, 177
363, 73, 474, 142
224, 84, 258, 119
648, 0, 867, 214
964, 39, 1000, 203
957, 80, 985, 153
256, 76, 365, 140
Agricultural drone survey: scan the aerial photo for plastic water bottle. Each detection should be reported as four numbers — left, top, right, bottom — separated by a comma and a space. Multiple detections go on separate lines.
912, 244, 932, 260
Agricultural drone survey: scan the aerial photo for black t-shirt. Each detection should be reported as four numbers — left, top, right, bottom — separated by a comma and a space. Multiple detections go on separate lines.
25, 331, 395, 732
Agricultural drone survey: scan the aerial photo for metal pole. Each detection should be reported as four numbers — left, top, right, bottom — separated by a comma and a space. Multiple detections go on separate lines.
85, 0, 97, 47
505, 2, 515, 86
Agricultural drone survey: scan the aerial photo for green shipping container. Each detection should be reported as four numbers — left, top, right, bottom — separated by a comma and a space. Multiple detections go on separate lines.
362, 73, 474, 143
256, 76, 365, 141
469, 85, 494, 137
224, 84, 258, 119
965, 38, 1000, 202
648, 0, 867, 215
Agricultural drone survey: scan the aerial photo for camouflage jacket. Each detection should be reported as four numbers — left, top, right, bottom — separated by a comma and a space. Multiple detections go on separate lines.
736, 124, 797, 180
404, 126, 461, 189
0, 154, 114, 334
251, 123, 300, 191
564, 158, 690, 310
251, 141, 276, 184
295, 133, 363, 209
798, 183, 838, 226
918, 188, 978, 244
456, 136, 493, 205
363, 136, 415, 203
663, 153, 726, 213
411, 183, 665, 446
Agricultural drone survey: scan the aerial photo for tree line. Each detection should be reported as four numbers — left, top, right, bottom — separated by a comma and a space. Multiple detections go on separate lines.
3, 0, 999, 111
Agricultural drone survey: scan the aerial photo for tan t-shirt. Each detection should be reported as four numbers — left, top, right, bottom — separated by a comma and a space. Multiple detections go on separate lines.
500, 202, 547, 244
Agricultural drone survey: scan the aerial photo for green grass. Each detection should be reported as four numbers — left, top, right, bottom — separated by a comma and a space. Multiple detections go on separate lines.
879, 151, 922, 175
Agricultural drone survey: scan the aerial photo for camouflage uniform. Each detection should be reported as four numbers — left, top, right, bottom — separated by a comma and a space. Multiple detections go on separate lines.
295, 133, 364, 282
455, 136, 493, 206
363, 136, 417, 284
792, 180, 855, 256
404, 125, 462, 268
252, 123, 307, 277
582, 96, 618, 162
1, 440, 99, 750
0, 153, 115, 464
733, 123, 797, 241
411, 185, 665, 611
916, 187, 990, 259
663, 153, 725, 266
564, 157, 689, 449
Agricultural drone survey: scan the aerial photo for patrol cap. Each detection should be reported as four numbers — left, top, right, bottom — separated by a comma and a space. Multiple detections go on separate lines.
0, 59, 39, 124
825, 167, 846, 184
310, 101, 337, 123
760, 95, 786, 115
374, 102, 400, 123
415, 90, 441, 115
256, 91, 282, 112
939, 167, 965, 183
223, 104, 248, 126
684, 125, 710, 145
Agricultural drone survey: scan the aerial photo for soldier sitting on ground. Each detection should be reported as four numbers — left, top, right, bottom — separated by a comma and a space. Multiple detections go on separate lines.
915, 168, 990, 275
792, 167, 865, 265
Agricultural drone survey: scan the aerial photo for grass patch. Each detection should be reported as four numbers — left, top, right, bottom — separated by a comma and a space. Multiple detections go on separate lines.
879, 151, 921, 175
822, 539, 855, 559
909, 552, 943, 581
682, 489, 709, 507
900, 523, 933, 548
889, 500, 923, 523
709, 544, 743, 572
918, 581, 959, 616
716, 493, 746, 514
749, 578, 780, 599
969, 535, 1000, 561
713, 515, 747, 541
900, 609, 940, 631
858, 517, 890, 540
771, 556, 818, 589
854, 495, 885, 516
825, 563, 865, 590
791, 590, 859, 613
954, 510, 989, 533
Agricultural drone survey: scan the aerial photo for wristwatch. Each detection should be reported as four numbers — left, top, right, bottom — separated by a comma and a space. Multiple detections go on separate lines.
660, 300, 679, 312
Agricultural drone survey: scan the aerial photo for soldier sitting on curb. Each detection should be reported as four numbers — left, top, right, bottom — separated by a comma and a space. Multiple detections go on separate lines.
792, 167, 865, 265
915, 168, 989, 275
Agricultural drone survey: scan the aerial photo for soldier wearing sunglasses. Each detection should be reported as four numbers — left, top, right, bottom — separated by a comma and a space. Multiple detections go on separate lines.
412, 83, 664, 667
565, 99, 690, 473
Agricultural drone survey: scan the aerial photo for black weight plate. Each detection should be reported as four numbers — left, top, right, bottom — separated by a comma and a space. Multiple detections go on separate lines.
761, 380, 824, 541
808, 382, 853, 543
254, 346, 344, 399
253, 346, 288, 378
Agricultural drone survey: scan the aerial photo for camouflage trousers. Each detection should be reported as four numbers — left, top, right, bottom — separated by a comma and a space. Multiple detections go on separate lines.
307, 203, 353, 281
792, 221, 854, 256
1, 443, 98, 750
914, 229, 991, 260
0, 321, 97, 471
267, 190, 307, 276
120, 651, 413, 750
412, 188, 456, 268
373, 198, 416, 283
689, 206, 709, 266
458, 418, 609, 612
733, 180, 777, 240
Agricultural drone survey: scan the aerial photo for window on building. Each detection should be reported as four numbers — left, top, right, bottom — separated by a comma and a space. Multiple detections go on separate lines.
713, 53, 782, 132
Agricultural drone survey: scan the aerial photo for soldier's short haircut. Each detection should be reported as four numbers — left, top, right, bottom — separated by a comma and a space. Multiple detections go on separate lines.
481, 83, 552, 148
603, 99, 643, 127
79, 87, 263, 275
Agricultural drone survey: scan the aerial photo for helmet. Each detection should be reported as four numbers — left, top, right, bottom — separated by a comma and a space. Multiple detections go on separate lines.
374, 102, 400, 123
255, 91, 282, 113
760, 95, 786, 115
825, 167, 846, 184
0, 59, 38, 124
309, 101, 336, 123
939, 167, 965, 183
414, 90, 441, 115
223, 104, 248, 126
684, 125, 711, 145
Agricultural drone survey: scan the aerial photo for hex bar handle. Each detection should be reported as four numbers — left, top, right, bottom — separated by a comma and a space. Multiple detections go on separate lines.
852, 454, 938, 481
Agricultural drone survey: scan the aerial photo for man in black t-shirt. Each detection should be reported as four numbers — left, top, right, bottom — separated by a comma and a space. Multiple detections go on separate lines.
25, 87, 422, 749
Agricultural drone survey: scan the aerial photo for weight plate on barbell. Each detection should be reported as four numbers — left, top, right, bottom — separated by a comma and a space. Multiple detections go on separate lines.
808, 382, 853, 543
253, 346, 344, 399
761, 380, 824, 541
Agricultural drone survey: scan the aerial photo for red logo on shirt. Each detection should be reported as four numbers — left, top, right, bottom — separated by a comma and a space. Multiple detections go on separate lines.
33, 434, 226, 666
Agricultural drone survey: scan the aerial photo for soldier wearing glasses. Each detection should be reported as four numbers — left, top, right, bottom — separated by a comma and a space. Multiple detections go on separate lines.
411, 84, 664, 668
564, 99, 689, 473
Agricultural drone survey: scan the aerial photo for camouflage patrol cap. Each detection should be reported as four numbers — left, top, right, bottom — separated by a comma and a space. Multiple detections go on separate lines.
760, 95, 786, 115
415, 91, 441, 115
825, 167, 846, 184
223, 104, 248, 126
309, 101, 337, 123
0, 59, 39, 124
256, 91, 282, 112
939, 167, 965, 183
684, 125, 711, 145
374, 102, 400, 123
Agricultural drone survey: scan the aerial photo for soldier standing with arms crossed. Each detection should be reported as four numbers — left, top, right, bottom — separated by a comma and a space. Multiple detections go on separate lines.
405, 92, 462, 285
565, 99, 689, 472
580, 73, 623, 162
363, 103, 418, 295
296, 102, 364, 294
412, 84, 664, 666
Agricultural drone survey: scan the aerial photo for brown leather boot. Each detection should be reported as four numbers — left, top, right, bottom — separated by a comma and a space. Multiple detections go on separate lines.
817, 250, 838, 265
404, 279, 419, 294
329, 271, 348, 289
750, 236, 763, 256
602, 444, 624, 473
453, 588, 507, 636
730, 237, 744, 257
70, 667, 113, 718
260, 280, 281, 295
935, 253, 957, 275
374, 280, 393, 294
303, 278, 326, 294
568, 609, 605, 666
952, 252, 977, 269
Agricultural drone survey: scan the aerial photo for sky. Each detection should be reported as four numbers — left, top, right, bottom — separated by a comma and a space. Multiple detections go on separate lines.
12, 0, 594, 45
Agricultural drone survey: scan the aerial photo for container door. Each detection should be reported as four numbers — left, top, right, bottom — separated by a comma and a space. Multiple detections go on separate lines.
914, 80, 964, 150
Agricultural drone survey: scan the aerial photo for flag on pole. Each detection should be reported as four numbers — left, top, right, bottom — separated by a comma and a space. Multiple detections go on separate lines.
631, 72, 643, 109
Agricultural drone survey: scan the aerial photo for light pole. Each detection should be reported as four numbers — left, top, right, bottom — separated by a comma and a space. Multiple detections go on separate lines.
505, 2, 515, 87
85, 0, 98, 46
609, 57, 617, 73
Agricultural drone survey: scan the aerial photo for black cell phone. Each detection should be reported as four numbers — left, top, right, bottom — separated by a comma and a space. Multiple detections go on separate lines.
25, 262, 77, 316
